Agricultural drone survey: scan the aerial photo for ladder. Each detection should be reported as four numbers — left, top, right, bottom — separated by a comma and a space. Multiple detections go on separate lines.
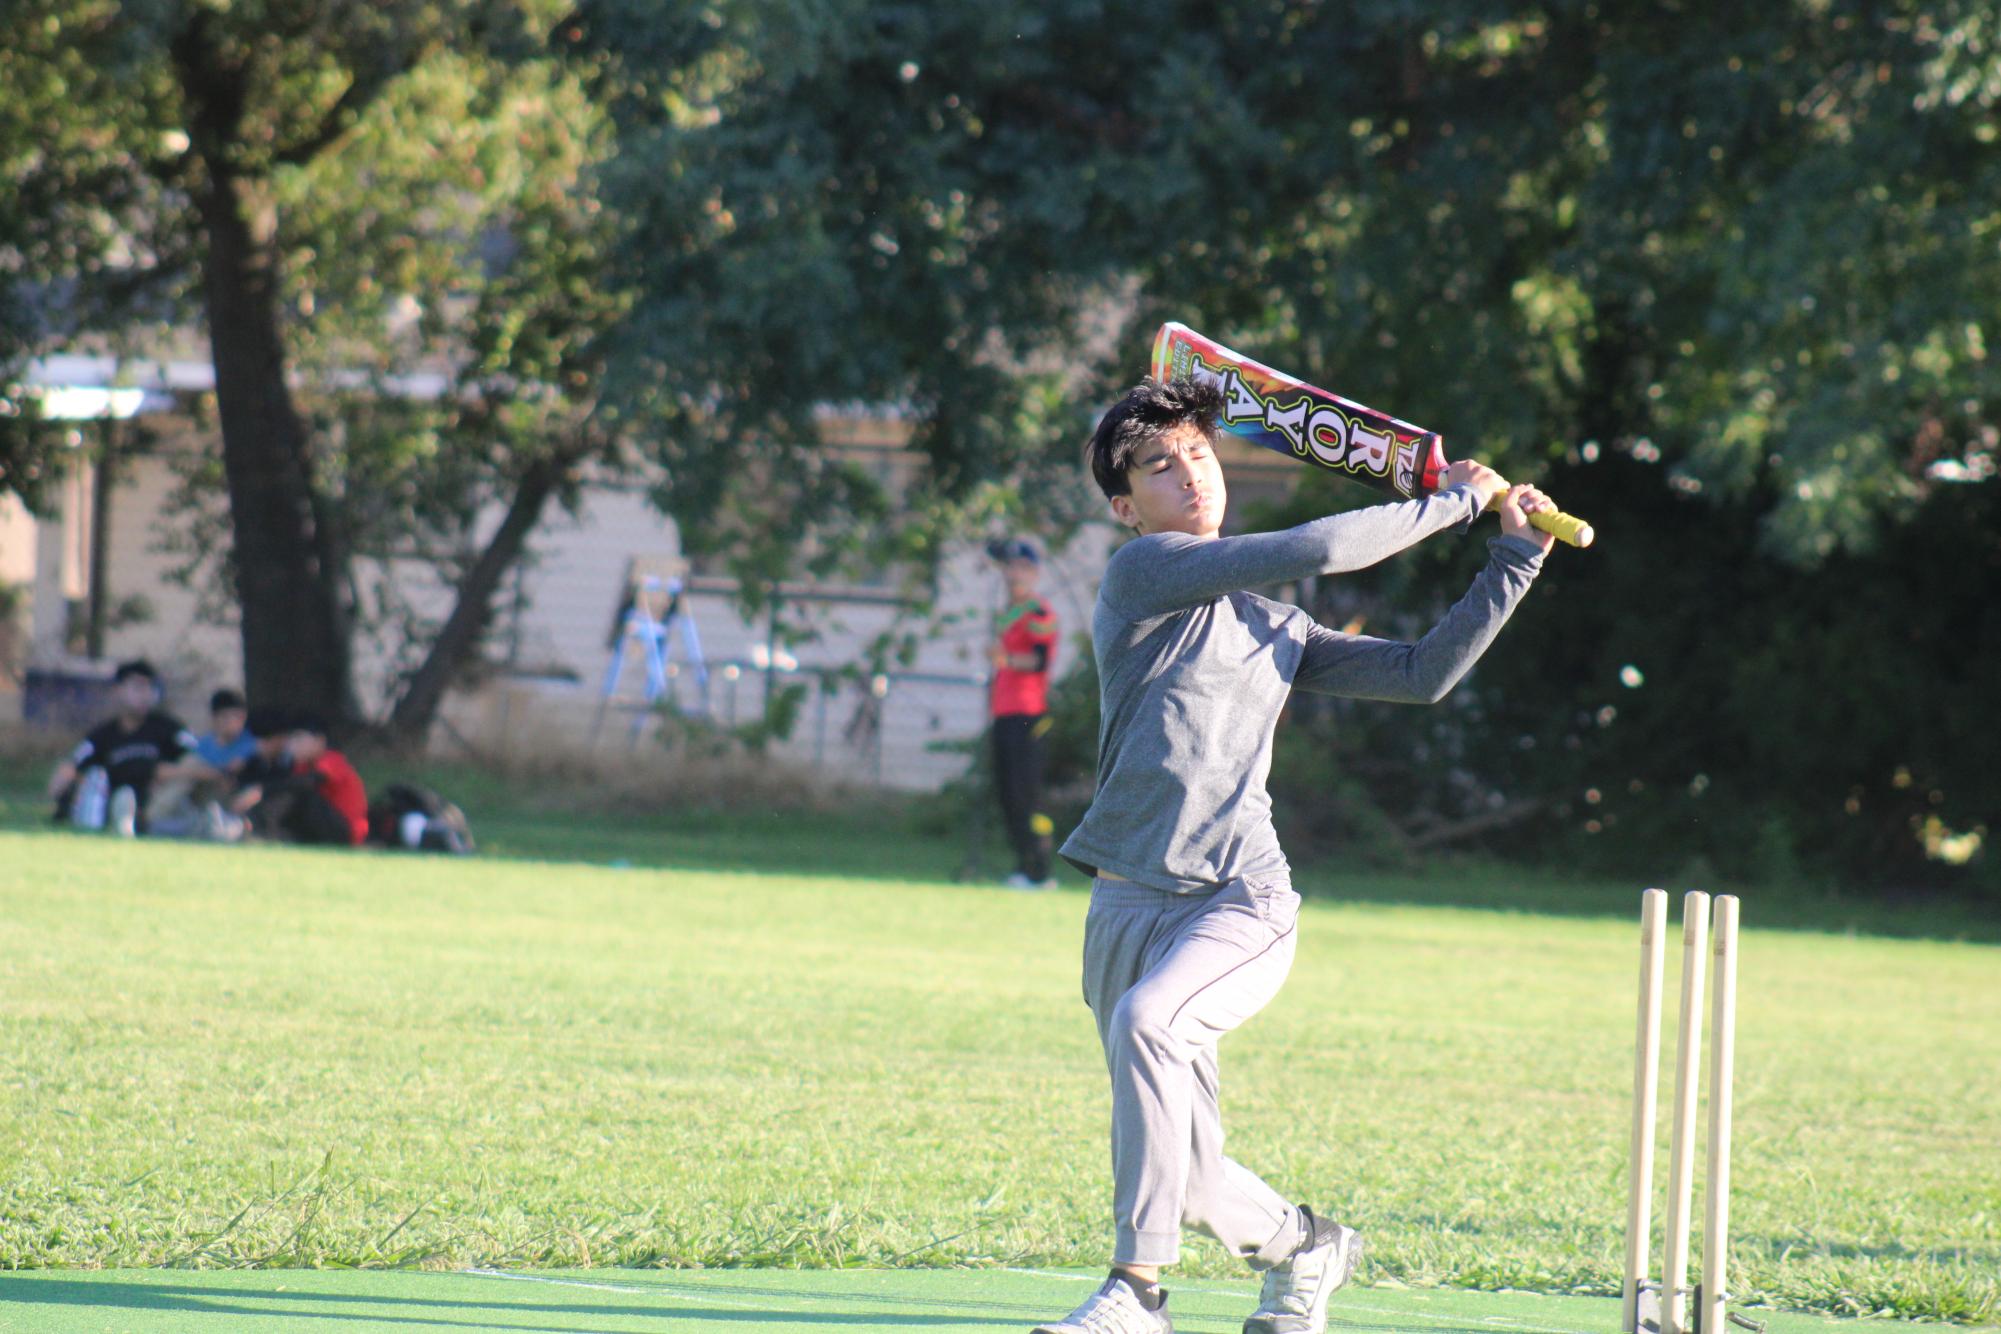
591, 571, 709, 744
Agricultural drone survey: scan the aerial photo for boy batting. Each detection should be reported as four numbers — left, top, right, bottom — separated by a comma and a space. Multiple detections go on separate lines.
1033, 376, 1556, 1334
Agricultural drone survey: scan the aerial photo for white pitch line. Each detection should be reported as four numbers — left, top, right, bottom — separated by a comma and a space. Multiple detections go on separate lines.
458, 1267, 759, 1310
1309, 1298, 1581, 1333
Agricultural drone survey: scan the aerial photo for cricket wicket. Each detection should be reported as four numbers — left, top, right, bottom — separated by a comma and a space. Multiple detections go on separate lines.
1622, 889, 1743, 1334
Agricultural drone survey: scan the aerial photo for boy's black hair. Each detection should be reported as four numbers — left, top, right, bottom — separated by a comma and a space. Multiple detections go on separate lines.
210, 688, 246, 713
290, 710, 331, 739
1086, 376, 1226, 500
246, 706, 292, 740
112, 659, 161, 685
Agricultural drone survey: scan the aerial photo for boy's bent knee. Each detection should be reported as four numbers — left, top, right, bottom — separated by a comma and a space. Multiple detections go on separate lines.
1109, 990, 1183, 1062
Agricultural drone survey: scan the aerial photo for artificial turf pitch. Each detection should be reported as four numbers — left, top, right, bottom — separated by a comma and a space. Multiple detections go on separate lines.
0, 1265, 1884, 1333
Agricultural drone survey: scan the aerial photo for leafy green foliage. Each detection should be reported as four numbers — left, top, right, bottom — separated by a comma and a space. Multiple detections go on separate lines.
572, 1, 1995, 886
2, 0, 636, 727
9, 1, 1995, 876
274, 50, 631, 590
1471, 447, 2001, 893
573, 0, 1160, 593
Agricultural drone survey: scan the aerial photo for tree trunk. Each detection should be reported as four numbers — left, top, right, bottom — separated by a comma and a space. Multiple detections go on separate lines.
85, 417, 115, 659
193, 167, 354, 723
176, 12, 353, 725
382, 452, 573, 746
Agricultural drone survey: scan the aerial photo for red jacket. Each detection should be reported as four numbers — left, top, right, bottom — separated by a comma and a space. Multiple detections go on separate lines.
308, 750, 369, 845
991, 597, 1058, 717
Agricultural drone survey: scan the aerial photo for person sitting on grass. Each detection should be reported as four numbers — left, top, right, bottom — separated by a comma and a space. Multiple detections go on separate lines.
209, 706, 293, 842
215, 710, 365, 846
280, 713, 369, 847
44, 659, 202, 836
149, 686, 261, 837
192, 688, 257, 777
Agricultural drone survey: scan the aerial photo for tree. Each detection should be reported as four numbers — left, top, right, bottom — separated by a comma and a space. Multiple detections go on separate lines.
266, 49, 633, 741
611, 0, 1998, 558
569, 0, 1172, 597
582, 0, 1996, 887
4, 0, 630, 736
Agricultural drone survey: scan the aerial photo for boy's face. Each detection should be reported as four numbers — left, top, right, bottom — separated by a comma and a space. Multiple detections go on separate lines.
212, 706, 248, 743
114, 674, 159, 717
1002, 557, 1039, 600
289, 730, 326, 762
1110, 423, 1227, 539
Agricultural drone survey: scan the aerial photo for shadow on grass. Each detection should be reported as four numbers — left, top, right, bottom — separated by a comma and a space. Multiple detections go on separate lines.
0, 1275, 1011, 1329
0, 1272, 1563, 1334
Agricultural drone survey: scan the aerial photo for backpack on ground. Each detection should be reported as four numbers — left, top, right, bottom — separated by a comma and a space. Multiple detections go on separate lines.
366, 783, 474, 854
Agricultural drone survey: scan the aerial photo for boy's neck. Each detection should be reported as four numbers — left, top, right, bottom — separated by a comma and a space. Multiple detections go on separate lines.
1132, 522, 1221, 540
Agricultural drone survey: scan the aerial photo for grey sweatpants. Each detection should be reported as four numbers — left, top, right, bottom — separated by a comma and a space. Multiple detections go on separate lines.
1082, 874, 1306, 1270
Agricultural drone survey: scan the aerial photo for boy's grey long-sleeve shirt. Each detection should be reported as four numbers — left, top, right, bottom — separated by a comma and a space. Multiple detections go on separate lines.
1058, 483, 1545, 893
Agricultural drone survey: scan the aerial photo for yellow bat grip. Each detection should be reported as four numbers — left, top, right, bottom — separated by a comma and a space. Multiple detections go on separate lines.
1483, 493, 1596, 548
1532, 508, 1595, 548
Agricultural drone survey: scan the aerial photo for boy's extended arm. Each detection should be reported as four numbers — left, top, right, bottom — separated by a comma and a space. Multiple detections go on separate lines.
1100, 484, 1485, 618
46, 759, 78, 800
1292, 535, 1544, 703
47, 732, 95, 799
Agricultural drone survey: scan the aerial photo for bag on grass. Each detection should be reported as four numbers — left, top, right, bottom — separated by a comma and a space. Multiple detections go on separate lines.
366, 783, 474, 854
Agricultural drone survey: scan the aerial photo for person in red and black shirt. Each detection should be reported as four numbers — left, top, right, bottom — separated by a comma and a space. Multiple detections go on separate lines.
987, 538, 1060, 889
284, 714, 369, 846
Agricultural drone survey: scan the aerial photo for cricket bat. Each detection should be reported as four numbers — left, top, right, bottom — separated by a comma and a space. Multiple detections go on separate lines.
1150, 322, 1595, 548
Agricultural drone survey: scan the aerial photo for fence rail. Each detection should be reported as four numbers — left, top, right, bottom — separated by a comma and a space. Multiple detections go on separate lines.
594, 656, 992, 792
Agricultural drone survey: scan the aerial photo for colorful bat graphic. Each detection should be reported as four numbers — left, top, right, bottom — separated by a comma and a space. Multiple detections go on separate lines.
1150, 322, 1595, 548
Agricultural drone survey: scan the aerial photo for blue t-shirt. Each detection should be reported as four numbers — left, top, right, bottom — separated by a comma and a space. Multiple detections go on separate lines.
194, 731, 258, 771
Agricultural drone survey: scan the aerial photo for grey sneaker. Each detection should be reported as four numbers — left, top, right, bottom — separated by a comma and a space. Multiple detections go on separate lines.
1244, 1210, 1363, 1334
1033, 1275, 1173, 1334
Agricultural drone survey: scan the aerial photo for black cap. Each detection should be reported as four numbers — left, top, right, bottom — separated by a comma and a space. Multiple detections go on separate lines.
112, 659, 160, 685
290, 710, 330, 739
210, 688, 246, 713
985, 537, 1041, 565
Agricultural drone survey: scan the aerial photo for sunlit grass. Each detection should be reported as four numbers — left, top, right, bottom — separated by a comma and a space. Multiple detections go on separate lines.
1, 830, 1994, 1324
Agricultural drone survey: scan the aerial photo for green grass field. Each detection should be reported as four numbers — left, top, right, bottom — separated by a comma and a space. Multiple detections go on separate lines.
0, 798, 1996, 1330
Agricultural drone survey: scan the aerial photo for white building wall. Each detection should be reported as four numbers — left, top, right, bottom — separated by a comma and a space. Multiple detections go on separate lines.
437, 487, 1115, 793
96, 449, 241, 714
0, 492, 34, 590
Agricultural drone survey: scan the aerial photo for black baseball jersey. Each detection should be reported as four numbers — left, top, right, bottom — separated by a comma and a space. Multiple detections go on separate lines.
71, 711, 198, 794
